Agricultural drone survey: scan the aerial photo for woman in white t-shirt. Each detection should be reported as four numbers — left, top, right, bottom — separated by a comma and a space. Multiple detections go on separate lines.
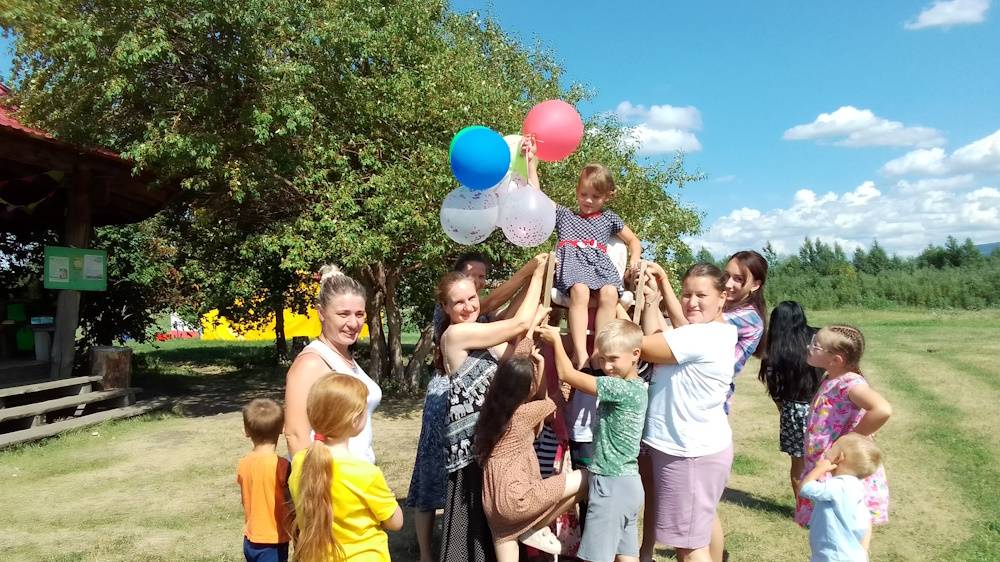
284, 266, 382, 461
636, 262, 737, 562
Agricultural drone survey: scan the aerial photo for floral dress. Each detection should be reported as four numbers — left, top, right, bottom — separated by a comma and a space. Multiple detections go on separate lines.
794, 373, 890, 527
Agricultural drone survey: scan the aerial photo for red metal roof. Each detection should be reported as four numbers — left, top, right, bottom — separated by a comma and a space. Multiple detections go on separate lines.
0, 83, 128, 164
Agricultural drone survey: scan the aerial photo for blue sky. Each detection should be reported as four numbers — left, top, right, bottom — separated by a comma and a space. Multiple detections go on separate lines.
4, 1, 999, 255
448, 0, 1000, 256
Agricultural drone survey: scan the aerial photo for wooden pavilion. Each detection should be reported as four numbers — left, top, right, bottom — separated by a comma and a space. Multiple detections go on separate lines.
0, 83, 175, 445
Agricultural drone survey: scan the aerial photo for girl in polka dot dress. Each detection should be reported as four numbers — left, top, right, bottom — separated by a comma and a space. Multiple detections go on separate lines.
524, 137, 642, 369
796, 324, 892, 553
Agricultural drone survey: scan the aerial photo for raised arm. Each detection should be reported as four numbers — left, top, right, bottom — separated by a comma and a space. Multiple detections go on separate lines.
480, 254, 546, 318
524, 135, 541, 190
640, 273, 669, 335
443, 254, 549, 356
537, 326, 598, 396
645, 261, 687, 327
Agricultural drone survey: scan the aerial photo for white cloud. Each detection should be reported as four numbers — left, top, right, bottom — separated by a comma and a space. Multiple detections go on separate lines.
882, 129, 1000, 176
881, 147, 949, 176
842, 181, 881, 206
783, 106, 945, 148
896, 174, 976, 193
614, 101, 703, 154
688, 179, 1000, 257
905, 0, 991, 30
951, 129, 1000, 171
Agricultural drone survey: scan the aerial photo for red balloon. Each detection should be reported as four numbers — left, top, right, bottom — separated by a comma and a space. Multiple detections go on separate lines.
522, 100, 584, 161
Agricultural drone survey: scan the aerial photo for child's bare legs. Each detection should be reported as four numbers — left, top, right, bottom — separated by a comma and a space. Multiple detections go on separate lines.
790, 456, 805, 499
615, 555, 640, 562
568, 284, 591, 369
638, 452, 656, 562
708, 515, 724, 562
414, 510, 435, 562
493, 539, 520, 562
518, 468, 589, 538
593, 285, 618, 367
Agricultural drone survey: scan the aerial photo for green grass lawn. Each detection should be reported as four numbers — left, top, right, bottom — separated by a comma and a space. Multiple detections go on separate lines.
0, 309, 997, 561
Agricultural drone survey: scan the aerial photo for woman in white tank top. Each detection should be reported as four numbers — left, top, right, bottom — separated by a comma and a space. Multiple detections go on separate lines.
284, 267, 382, 461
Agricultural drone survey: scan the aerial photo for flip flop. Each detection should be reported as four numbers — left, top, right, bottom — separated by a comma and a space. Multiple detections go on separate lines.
518, 526, 562, 555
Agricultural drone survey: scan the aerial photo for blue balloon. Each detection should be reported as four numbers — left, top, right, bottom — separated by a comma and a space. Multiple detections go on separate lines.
450, 126, 511, 190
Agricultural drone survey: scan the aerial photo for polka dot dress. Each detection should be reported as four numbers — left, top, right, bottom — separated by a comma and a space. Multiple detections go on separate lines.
554, 206, 625, 295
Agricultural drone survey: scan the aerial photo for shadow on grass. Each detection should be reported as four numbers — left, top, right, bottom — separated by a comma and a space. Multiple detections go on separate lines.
131, 341, 428, 419
722, 487, 795, 518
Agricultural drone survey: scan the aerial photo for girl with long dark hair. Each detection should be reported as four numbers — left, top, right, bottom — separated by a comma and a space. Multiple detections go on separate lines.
757, 301, 825, 499
476, 354, 588, 561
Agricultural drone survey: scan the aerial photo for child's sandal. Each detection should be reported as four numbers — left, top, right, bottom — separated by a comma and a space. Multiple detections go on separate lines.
518, 526, 562, 555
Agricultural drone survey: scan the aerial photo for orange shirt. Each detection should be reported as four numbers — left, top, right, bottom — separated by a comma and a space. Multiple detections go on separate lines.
237, 451, 292, 544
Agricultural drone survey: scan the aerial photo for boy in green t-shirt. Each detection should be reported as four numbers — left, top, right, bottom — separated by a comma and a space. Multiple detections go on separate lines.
539, 319, 648, 562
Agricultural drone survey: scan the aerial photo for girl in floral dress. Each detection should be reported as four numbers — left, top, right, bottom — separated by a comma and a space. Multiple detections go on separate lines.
796, 324, 892, 552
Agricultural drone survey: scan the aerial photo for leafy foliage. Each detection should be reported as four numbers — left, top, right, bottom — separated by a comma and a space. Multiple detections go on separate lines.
763, 236, 1000, 310
3, 0, 702, 385
78, 217, 194, 346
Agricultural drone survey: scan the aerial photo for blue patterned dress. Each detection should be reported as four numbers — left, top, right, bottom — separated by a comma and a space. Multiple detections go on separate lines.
404, 372, 450, 511
554, 206, 625, 295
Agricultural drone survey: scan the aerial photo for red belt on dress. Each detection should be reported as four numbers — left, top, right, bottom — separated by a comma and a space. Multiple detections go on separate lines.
558, 239, 607, 252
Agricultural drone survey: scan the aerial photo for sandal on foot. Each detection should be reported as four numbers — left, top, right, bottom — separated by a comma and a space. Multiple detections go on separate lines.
518, 526, 562, 555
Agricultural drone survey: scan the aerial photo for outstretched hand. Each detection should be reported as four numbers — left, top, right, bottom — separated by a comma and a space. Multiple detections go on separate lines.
521, 135, 538, 163
536, 325, 561, 345
644, 260, 669, 281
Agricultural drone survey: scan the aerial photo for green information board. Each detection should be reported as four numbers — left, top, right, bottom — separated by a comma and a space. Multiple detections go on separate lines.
43, 246, 107, 291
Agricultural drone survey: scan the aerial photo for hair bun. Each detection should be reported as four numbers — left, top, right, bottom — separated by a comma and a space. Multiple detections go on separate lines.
318, 264, 346, 284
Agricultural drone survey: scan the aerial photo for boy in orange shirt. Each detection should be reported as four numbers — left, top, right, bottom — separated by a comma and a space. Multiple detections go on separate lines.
237, 398, 292, 562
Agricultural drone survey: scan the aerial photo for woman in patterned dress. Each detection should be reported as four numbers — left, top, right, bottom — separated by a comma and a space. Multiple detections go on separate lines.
436, 254, 550, 562
407, 253, 541, 562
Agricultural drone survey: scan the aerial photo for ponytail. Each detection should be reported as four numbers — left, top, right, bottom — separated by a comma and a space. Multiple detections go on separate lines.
293, 443, 341, 562
293, 373, 367, 562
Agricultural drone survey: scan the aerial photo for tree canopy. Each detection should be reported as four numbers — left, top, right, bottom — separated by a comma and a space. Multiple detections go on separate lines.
2, 0, 702, 387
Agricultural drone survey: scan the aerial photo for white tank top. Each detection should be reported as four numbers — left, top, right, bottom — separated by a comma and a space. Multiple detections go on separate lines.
302, 339, 382, 463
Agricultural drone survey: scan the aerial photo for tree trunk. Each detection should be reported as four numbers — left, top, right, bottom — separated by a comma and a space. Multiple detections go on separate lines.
384, 270, 405, 385
360, 264, 388, 384
274, 300, 287, 360
404, 323, 435, 392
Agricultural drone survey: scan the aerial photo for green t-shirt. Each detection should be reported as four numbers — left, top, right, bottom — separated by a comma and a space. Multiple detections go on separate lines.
592, 376, 648, 476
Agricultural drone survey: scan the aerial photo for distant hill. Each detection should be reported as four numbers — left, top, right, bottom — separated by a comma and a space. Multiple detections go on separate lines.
976, 242, 1000, 255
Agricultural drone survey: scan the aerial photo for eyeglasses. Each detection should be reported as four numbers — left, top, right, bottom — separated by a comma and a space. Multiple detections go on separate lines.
807, 335, 828, 354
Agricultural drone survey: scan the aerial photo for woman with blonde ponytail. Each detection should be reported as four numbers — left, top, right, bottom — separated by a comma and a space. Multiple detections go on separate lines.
289, 374, 403, 562
285, 266, 382, 459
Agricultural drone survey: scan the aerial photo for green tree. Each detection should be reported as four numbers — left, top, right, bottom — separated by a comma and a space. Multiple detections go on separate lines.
78, 217, 193, 346
3, 0, 702, 388
695, 247, 716, 264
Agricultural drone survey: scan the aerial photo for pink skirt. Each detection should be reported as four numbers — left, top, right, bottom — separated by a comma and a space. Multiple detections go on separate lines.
648, 443, 733, 550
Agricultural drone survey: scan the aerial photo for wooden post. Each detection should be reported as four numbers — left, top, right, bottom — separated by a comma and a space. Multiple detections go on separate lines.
90, 346, 133, 389
631, 262, 648, 324
49, 170, 92, 379
542, 251, 556, 309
